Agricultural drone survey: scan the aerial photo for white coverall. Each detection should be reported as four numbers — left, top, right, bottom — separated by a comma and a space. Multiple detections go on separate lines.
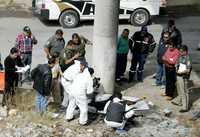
65, 68, 93, 125
61, 61, 81, 107
104, 97, 135, 129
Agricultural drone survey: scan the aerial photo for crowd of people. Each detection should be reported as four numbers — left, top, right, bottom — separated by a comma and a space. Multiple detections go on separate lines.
115, 19, 192, 113
0, 19, 193, 131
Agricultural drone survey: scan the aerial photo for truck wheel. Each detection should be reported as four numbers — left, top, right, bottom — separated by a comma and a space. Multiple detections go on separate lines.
59, 10, 79, 28
130, 9, 149, 26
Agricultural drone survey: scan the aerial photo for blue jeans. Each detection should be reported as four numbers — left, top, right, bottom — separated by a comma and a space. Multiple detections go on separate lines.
36, 92, 48, 113
156, 63, 166, 85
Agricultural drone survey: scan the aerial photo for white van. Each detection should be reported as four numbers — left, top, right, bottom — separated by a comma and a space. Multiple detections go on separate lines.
34, 0, 162, 28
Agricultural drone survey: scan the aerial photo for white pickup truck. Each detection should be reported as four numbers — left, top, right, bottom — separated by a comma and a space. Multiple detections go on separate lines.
34, 0, 164, 28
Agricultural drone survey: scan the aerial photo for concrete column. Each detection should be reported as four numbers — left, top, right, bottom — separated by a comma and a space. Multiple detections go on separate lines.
92, 0, 120, 94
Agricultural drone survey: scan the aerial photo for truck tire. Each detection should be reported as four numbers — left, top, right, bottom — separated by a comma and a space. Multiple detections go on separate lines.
130, 9, 149, 26
59, 10, 79, 28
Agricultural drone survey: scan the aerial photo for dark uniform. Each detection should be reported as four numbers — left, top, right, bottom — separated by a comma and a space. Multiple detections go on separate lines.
129, 26, 156, 82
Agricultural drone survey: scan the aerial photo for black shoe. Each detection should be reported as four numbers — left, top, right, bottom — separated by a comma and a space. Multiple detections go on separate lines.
79, 122, 89, 126
66, 117, 75, 122
171, 101, 182, 106
179, 109, 188, 113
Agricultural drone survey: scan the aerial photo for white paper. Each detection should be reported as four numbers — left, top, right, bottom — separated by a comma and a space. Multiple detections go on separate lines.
16, 65, 30, 73
131, 101, 150, 111
178, 63, 187, 73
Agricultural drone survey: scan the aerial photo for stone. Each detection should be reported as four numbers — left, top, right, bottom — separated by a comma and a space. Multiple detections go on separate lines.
8, 109, 18, 116
0, 106, 8, 117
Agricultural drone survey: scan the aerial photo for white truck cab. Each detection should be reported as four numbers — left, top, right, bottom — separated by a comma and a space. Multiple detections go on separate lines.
35, 0, 162, 28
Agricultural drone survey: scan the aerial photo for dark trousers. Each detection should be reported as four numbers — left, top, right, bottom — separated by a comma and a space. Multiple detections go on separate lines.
129, 52, 147, 81
165, 66, 176, 97
116, 53, 128, 79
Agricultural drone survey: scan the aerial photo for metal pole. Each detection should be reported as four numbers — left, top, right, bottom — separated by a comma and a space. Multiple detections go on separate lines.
92, 0, 120, 94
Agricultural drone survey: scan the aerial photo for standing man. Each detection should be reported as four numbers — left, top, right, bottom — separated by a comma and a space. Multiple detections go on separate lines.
15, 26, 37, 79
44, 29, 65, 59
31, 58, 56, 115
65, 60, 93, 125
129, 26, 156, 82
115, 29, 129, 82
154, 31, 170, 86
172, 45, 192, 112
4, 47, 23, 105
161, 19, 182, 48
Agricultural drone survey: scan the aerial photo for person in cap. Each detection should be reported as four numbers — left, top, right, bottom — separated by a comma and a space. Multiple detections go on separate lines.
65, 59, 93, 125
15, 26, 37, 81
31, 58, 56, 115
129, 26, 156, 82
44, 29, 65, 59
15, 26, 37, 66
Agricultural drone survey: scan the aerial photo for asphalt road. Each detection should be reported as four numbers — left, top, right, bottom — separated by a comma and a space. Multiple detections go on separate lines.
0, 15, 199, 79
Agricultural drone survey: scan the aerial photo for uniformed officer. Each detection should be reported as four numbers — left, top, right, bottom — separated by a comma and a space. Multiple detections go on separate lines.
44, 29, 65, 59
129, 26, 156, 82
59, 40, 80, 72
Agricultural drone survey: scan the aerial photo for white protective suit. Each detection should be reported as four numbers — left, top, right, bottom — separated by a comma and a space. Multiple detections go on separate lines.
104, 97, 135, 129
61, 61, 81, 107
65, 67, 93, 125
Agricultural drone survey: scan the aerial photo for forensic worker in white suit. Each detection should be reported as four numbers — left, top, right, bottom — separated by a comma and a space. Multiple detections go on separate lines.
65, 60, 93, 125
60, 60, 81, 110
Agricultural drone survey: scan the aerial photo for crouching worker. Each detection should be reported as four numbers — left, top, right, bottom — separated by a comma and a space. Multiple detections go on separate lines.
65, 60, 93, 125
31, 58, 56, 115
104, 92, 135, 130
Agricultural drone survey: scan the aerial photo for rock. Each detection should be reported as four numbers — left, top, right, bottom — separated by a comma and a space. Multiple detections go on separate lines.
8, 109, 18, 116
163, 108, 172, 117
87, 128, 94, 133
0, 106, 8, 117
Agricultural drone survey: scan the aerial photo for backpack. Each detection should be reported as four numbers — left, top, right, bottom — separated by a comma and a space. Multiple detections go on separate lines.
162, 48, 180, 65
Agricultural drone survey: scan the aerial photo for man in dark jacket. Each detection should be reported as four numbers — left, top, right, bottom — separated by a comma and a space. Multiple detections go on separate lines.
129, 26, 156, 82
4, 47, 23, 97
154, 31, 170, 86
31, 58, 55, 114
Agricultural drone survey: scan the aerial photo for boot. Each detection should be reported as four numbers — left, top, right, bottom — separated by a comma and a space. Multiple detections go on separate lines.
128, 71, 135, 83
137, 71, 143, 82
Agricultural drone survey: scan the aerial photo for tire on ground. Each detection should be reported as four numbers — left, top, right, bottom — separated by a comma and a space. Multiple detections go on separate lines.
59, 10, 79, 28
130, 9, 150, 26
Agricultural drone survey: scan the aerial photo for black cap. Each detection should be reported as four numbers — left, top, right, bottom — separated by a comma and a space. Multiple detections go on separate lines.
23, 26, 31, 33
